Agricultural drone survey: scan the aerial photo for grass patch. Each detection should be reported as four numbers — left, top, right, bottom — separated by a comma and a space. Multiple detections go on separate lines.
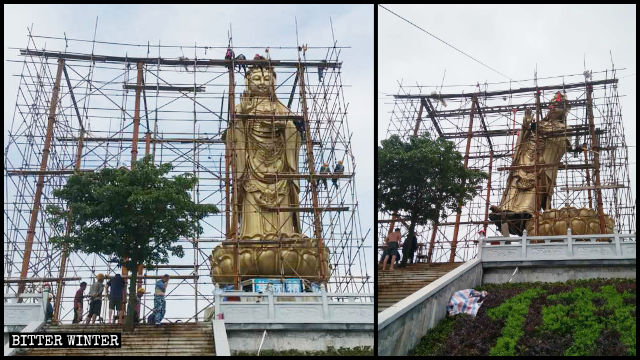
487, 287, 546, 356
409, 314, 458, 356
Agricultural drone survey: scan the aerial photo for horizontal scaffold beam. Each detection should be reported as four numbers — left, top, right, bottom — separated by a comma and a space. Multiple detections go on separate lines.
558, 184, 628, 191
262, 206, 349, 212
394, 79, 618, 99
5, 169, 94, 176
432, 99, 587, 118
57, 136, 224, 144
440, 124, 600, 139
263, 173, 352, 179
4, 277, 82, 283
378, 218, 408, 223
123, 84, 205, 92
497, 163, 595, 171
220, 241, 328, 246
104, 275, 198, 280
55, 136, 322, 146
20, 49, 341, 68
234, 114, 304, 121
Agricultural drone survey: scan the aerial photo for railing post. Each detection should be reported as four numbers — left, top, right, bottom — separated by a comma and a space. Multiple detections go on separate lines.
321, 290, 329, 320
614, 230, 621, 257
268, 293, 275, 321
567, 228, 573, 257
214, 291, 221, 317
521, 230, 527, 259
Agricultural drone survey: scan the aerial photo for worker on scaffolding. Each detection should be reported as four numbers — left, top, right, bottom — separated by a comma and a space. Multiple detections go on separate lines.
225, 47, 235, 61
85, 274, 105, 325
293, 117, 306, 141
42, 282, 54, 323
381, 228, 402, 271
106, 273, 125, 324
332, 160, 344, 188
45, 293, 54, 323
72, 281, 87, 324
235, 53, 247, 75
317, 162, 330, 189
152, 274, 170, 326
135, 287, 145, 324
400, 232, 418, 266
318, 60, 328, 82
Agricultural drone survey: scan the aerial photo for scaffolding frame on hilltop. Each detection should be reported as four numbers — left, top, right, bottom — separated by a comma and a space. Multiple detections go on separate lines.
4, 29, 371, 324
378, 69, 635, 264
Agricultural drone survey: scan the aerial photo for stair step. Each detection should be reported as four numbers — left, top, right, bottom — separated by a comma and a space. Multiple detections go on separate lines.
22, 323, 216, 356
22, 352, 216, 356
378, 262, 465, 313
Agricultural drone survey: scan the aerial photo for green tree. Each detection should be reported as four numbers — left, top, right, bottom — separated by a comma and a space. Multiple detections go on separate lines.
46, 155, 217, 331
378, 134, 487, 264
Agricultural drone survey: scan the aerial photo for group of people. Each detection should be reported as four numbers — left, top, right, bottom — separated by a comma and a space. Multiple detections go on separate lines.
317, 161, 345, 189
225, 47, 274, 76
66, 273, 170, 326
380, 228, 418, 271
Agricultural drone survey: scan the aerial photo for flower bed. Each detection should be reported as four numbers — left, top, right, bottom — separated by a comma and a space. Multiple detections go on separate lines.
410, 279, 635, 356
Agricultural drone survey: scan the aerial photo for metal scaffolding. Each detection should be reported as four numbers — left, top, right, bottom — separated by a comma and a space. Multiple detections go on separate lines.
4, 29, 371, 324
379, 69, 635, 264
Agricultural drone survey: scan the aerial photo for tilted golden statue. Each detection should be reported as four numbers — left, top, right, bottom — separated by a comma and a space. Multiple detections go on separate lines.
210, 64, 329, 284
490, 92, 613, 236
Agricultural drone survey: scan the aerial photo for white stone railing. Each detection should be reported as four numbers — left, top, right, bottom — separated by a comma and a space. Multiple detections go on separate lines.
4, 292, 48, 356
214, 291, 374, 324
480, 230, 636, 262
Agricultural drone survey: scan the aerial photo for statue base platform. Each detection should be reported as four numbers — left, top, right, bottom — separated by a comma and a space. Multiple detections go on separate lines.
214, 290, 373, 353
489, 207, 614, 238
525, 206, 614, 239
210, 237, 329, 284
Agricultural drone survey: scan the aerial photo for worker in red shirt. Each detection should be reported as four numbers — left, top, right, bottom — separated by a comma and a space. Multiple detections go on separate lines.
73, 282, 87, 324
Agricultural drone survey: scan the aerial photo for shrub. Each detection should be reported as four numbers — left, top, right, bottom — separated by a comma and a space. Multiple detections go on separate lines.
487, 287, 545, 356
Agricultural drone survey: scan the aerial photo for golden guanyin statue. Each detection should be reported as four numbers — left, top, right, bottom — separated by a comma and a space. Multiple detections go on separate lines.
210, 64, 329, 284
489, 92, 614, 236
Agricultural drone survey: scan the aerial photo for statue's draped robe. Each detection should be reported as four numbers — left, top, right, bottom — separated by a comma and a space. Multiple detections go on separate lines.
499, 108, 570, 213
229, 95, 302, 240
491, 106, 570, 235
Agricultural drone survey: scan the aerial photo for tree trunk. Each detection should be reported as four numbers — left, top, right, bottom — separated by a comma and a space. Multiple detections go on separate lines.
124, 257, 138, 332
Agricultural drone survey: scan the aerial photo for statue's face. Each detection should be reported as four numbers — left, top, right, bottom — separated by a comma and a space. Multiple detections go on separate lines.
247, 68, 274, 96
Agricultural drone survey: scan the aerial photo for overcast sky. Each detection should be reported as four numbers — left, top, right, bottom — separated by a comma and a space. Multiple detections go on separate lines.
379, 3, 636, 211
3, 4, 373, 317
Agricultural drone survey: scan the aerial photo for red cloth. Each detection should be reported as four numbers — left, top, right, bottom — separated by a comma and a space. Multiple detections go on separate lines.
556, 92, 562, 102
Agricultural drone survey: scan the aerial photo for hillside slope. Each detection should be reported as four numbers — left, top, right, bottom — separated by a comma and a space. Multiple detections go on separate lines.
410, 278, 636, 356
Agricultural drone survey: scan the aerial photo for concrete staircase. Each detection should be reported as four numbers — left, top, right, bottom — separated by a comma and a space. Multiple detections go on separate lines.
378, 262, 463, 313
20, 322, 215, 356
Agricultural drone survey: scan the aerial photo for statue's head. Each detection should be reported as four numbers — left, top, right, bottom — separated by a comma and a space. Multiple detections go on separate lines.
549, 91, 568, 109
245, 65, 276, 97
546, 91, 570, 122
